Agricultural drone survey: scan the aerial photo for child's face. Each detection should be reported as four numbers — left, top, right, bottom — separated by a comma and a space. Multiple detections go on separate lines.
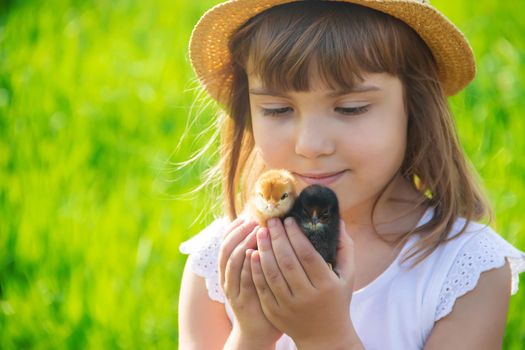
248, 71, 409, 220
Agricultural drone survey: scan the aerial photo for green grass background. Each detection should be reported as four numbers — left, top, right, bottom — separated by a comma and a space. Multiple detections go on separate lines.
0, 0, 524, 348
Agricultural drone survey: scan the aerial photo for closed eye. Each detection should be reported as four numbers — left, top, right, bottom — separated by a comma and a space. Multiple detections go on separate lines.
336, 105, 370, 116
261, 105, 370, 117
261, 107, 292, 116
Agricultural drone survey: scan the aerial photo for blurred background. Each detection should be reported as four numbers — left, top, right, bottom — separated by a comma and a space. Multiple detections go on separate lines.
0, 0, 524, 348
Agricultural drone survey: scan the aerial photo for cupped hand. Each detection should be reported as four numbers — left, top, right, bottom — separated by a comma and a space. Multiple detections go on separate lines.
250, 217, 357, 348
218, 217, 283, 347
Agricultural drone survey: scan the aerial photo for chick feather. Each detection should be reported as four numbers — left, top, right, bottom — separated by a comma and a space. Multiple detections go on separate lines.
247, 169, 297, 227
286, 184, 340, 268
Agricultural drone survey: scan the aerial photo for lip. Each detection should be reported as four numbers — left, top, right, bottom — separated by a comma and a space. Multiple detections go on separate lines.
295, 170, 347, 186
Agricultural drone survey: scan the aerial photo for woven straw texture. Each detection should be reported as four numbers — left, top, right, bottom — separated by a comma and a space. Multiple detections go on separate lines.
189, 0, 476, 106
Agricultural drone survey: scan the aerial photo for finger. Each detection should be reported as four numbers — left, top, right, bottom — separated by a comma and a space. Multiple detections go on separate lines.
239, 249, 255, 293
266, 218, 311, 292
224, 226, 259, 298
251, 250, 279, 308
257, 227, 293, 299
334, 220, 355, 282
222, 216, 245, 238
283, 217, 331, 287
218, 220, 258, 286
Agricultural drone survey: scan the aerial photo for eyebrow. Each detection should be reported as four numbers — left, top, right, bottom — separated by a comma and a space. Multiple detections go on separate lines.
248, 85, 381, 98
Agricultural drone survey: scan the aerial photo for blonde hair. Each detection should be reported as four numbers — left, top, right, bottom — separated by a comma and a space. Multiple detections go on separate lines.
188, 1, 493, 267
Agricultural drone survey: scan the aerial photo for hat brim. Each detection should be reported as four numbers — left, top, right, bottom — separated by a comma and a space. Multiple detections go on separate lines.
189, 0, 476, 105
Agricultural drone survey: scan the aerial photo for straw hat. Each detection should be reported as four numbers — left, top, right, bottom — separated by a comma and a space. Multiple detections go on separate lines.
189, 0, 476, 105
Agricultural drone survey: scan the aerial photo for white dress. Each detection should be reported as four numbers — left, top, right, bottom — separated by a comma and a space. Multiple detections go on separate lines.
180, 207, 525, 350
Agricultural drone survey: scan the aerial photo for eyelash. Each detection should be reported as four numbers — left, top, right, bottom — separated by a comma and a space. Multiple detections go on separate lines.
261, 105, 370, 117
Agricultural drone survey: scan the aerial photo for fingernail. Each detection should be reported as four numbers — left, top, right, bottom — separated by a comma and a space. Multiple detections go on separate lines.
284, 217, 293, 227
243, 222, 256, 231
257, 228, 269, 240
268, 218, 278, 227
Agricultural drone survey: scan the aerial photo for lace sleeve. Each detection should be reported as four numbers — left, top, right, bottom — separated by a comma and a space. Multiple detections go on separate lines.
435, 228, 525, 321
179, 217, 229, 303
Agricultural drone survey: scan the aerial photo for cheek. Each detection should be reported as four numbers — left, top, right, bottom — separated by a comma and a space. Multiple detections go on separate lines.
371, 127, 406, 162
334, 126, 407, 213
353, 118, 407, 174
252, 118, 292, 167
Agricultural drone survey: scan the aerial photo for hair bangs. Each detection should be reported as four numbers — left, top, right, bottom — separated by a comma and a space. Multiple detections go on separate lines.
239, 1, 408, 93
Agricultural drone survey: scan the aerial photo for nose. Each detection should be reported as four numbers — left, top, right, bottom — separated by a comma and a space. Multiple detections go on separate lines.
294, 117, 335, 158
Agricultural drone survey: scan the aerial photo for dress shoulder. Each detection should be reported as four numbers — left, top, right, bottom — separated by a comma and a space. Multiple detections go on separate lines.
179, 216, 229, 303
434, 222, 525, 321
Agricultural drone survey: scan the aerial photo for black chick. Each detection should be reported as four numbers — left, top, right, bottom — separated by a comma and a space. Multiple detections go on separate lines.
286, 184, 340, 268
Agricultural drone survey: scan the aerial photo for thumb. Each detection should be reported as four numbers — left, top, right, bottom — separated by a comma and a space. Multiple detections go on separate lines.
334, 219, 355, 281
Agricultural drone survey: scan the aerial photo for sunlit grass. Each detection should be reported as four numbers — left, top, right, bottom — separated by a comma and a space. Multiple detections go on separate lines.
0, 0, 523, 348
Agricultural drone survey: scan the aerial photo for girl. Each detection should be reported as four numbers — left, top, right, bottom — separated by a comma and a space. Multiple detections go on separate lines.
178, 1, 525, 349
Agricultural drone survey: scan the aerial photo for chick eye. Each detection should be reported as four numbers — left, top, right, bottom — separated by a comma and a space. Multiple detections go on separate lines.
280, 193, 288, 200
